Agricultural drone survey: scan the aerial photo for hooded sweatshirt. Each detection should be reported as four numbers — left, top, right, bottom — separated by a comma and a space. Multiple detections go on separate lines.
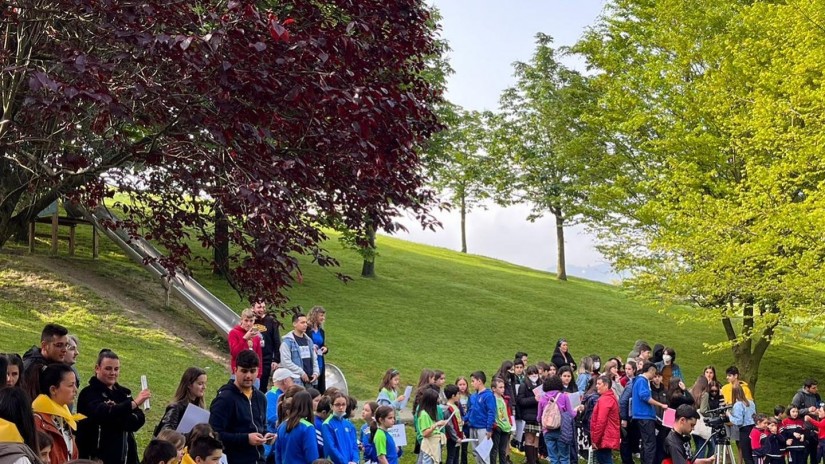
228, 326, 263, 379
209, 381, 267, 464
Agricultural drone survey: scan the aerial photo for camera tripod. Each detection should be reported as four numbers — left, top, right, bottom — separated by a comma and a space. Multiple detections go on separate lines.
696, 429, 737, 464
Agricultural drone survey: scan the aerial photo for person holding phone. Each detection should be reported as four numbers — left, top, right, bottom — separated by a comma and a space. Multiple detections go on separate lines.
229, 309, 264, 390
210, 350, 272, 464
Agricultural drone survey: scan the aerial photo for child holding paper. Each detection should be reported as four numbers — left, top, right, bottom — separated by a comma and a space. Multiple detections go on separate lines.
371, 406, 402, 464
377, 369, 407, 421
417, 389, 447, 464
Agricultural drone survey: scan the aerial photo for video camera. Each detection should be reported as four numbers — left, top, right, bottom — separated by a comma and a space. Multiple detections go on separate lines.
704, 404, 733, 438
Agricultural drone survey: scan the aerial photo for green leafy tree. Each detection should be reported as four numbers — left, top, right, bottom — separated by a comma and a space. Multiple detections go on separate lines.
427, 105, 493, 253
487, 33, 603, 280
576, 0, 825, 389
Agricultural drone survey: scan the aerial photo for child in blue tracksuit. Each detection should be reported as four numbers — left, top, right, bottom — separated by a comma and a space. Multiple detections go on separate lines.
274, 391, 319, 464
322, 393, 360, 464
361, 401, 379, 464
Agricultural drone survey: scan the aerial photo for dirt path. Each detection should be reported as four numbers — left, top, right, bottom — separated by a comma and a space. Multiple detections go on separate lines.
26, 254, 230, 367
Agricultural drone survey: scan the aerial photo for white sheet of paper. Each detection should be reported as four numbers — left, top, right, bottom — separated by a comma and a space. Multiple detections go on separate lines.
532, 385, 544, 398
140, 375, 150, 410
514, 420, 526, 442
398, 385, 413, 409
175, 403, 211, 434
388, 424, 407, 447
568, 392, 581, 410
475, 437, 493, 464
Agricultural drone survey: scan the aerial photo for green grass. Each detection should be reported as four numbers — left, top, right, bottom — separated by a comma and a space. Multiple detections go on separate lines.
0, 252, 225, 448
12, 217, 825, 463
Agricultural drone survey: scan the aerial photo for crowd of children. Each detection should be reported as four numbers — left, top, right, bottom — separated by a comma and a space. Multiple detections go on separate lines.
4, 324, 825, 464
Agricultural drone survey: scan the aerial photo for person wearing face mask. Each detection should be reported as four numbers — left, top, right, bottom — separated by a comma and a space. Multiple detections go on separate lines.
517, 366, 542, 464
591, 355, 602, 377
654, 347, 684, 387
322, 392, 360, 464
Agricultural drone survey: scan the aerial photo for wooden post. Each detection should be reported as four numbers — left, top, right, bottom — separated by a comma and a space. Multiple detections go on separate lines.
50, 209, 58, 255
28, 222, 35, 253
68, 224, 76, 256
92, 226, 99, 259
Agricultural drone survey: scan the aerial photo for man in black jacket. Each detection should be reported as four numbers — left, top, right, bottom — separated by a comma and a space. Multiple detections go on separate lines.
210, 350, 272, 464
252, 301, 281, 392
21, 323, 69, 401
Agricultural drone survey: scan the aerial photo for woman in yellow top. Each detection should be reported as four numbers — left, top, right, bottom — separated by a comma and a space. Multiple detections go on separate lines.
416, 389, 447, 464
32, 364, 86, 464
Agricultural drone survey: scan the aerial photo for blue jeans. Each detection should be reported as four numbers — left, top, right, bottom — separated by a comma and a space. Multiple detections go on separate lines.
544, 429, 571, 464
595, 449, 614, 464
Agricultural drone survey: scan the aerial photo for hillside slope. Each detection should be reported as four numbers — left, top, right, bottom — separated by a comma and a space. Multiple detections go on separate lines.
12, 222, 824, 412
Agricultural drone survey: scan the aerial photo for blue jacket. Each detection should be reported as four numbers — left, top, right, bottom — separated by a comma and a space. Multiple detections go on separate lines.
313, 416, 325, 457
209, 381, 268, 464
619, 377, 634, 421
631, 376, 656, 420
467, 389, 497, 432
264, 388, 284, 457
654, 361, 684, 381
275, 419, 318, 464
360, 423, 377, 462
322, 415, 359, 464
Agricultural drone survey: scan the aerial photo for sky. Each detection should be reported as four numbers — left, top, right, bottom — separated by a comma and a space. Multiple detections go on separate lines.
387, 0, 619, 283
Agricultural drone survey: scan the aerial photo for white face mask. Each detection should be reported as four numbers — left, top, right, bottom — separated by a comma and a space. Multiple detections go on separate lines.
593, 362, 601, 370
334, 411, 346, 419
663, 354, 672, 364
529, 375, 539, 383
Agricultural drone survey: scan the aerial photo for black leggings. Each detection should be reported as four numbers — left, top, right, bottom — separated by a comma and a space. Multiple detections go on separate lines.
739, 425, 755, 464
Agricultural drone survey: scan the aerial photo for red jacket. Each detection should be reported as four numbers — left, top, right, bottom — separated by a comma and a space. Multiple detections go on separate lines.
590, 389, 621, 450
229, 325, 263, 378
34, 412, 79, 464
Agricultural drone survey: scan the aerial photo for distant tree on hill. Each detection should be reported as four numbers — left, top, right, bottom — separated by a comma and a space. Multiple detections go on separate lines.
0, 0, 443, 304
426, 104, 495, 253
486, 34, 604, 280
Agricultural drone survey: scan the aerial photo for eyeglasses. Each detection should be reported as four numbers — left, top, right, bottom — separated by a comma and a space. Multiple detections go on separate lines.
66, 345, 77, 352
332, 402, 348, 408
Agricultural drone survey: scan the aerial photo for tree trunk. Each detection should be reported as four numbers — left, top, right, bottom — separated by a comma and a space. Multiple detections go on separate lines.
361, 225, 376, 278
554, 212, 567, 281
721, 300, 776, 394
460, 193, 467, 253
213, 203, 229, 277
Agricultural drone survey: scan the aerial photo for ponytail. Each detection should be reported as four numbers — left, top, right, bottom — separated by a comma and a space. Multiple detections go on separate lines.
371, 406, 393, 446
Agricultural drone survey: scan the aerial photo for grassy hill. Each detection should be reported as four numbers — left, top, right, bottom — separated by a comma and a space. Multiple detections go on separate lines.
4, 219, 824, 462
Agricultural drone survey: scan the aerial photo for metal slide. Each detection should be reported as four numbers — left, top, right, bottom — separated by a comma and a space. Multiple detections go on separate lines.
72, 204, 240, 335
73, 204, 348, 393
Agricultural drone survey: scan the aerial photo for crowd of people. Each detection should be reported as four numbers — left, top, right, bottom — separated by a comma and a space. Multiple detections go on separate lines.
2, 319, 824, 464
